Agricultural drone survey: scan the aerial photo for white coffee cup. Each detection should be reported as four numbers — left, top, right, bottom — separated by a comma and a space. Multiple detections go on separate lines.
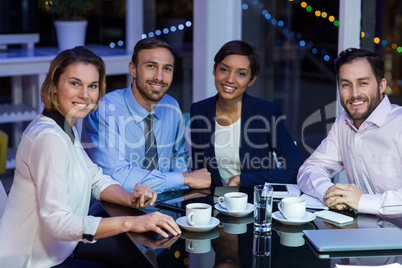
185, 239, 211, 254
278, 197, 306, 220
186, 203, 212, 226
218, 192, 248, 212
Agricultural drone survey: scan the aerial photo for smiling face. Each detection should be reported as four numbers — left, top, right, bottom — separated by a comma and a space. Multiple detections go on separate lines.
55, 62, 100, 126
129, 47, 174, 111
213, 54, 256, 102
338, 58, 387, 128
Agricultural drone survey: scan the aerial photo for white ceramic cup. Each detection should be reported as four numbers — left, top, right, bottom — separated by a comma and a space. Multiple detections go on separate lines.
218, 192, 248, 212
186, 203, 212, 226
185, 239, 211, 254
278, 197, 306, 220
278, 231, 305, 247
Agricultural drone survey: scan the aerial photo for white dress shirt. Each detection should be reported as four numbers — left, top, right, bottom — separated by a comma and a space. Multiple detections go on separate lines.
214, 119, 241, 185
0, 115, 119, 268
298, 96, 402, 216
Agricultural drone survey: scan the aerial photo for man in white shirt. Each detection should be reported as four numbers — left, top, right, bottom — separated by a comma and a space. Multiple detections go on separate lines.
297, 48, 402, 216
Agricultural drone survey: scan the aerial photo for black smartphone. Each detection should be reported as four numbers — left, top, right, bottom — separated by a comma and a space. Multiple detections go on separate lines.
272, 184, 288, 193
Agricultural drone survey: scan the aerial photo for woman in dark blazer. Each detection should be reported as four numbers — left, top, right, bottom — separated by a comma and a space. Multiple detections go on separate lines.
190, 40, 302, 188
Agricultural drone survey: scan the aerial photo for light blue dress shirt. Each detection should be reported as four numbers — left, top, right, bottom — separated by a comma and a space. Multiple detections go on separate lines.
82, 87, 188, 193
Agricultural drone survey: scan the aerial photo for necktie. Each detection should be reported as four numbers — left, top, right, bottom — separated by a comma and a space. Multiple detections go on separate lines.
143, 114, 158, 170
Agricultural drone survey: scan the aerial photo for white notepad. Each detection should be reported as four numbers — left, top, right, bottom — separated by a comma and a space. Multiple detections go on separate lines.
300, 194, 328, 210
304, 228, 402, 252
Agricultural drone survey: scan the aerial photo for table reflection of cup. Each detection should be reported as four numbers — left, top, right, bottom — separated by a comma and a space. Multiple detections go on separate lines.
219, 222, 247, 234
216, 213, 254, 235
185, 239, 211, 254
181, 229, 219, 254
272, 222, 315, 248
277, 231, 305, 247
254, 185, 274, 232
253, 231, 271, 256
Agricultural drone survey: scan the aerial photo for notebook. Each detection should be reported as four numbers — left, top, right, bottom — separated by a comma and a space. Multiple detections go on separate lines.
303, 228, 402, 252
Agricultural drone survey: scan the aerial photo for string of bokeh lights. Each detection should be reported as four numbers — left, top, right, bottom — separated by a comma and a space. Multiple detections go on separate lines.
289, 0, 402, 53
109, 21, 193, 48
243, 0, 333, 62
110, 2, 402, 57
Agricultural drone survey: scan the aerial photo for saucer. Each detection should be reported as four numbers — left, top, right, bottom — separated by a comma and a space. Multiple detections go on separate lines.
214, 203, 254, 217
272, 211, 316, 226
176, 216, 220, 232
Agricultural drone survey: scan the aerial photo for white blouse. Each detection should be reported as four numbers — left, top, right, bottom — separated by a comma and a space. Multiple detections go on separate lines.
214, 119, 241, 185
0, 115, 119, 268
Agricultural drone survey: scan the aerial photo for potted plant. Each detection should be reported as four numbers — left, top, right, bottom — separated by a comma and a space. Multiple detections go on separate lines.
44, 0, 94, 51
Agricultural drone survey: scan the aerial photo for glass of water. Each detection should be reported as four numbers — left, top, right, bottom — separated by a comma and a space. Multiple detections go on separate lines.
253, 184, 273, 232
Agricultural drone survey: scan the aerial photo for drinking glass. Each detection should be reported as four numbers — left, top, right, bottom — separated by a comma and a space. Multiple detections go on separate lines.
253, 184, 273, 232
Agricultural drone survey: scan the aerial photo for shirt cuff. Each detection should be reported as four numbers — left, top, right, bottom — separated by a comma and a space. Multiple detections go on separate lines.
358, 193, 381, 215
315, 181, 335, 203
164, 172, 185, 192
82, 216, 101, 243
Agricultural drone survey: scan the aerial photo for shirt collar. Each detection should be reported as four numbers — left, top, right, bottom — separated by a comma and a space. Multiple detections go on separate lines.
42, 109, 75, 143
124, 86, 161, 123
345, 95, 392, 129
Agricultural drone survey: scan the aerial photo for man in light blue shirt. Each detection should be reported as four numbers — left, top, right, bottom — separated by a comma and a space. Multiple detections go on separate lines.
82, 37, 211, 193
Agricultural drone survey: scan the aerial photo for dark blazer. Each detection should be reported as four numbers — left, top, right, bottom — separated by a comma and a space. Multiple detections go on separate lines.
190, 93, 303, 188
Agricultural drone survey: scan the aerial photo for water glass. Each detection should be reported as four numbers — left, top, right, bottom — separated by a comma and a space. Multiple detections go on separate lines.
253, 185, 273, 232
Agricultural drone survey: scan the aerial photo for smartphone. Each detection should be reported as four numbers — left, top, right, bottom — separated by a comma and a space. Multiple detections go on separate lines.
272, 184, 288, 193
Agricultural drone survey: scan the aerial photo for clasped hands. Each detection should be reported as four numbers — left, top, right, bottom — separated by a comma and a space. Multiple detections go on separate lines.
324, 183, 362, 211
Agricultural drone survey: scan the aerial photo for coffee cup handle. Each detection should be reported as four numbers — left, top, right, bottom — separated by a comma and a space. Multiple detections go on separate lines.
278, 202, 283, 213
187, 212, 195, 225
188, 240, 194, 250
218, 196, 225, 207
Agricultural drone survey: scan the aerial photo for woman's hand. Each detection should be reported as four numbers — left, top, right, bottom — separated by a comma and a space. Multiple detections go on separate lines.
131, 183, 157, 208
95, 212, 181, 240
127, 212, 181, 238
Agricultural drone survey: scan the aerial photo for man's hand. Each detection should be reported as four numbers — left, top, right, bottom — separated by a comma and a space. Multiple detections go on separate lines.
131, 183, 157, 208
183, 168, 211, 189
227, 175, 241, 186
324, 183, 362, 211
